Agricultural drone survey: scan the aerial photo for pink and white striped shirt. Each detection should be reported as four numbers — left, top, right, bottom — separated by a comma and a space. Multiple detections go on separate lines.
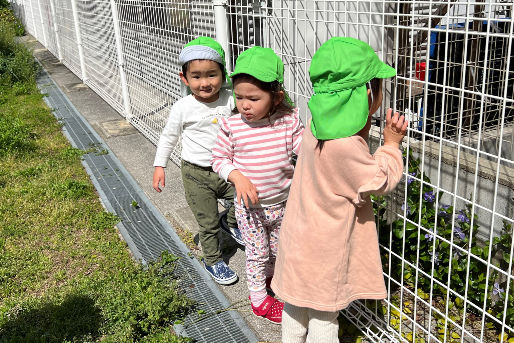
211, 109, 304, 207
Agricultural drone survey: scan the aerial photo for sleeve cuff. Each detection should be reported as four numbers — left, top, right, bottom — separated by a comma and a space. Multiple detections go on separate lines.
153, 155, 169, 167
219, 165, 236, 182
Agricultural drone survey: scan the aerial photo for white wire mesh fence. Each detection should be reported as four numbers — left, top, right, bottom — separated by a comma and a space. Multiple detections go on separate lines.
9, 0, 514, 342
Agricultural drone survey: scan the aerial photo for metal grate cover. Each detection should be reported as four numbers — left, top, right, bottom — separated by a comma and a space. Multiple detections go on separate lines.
36, 68, 258, 343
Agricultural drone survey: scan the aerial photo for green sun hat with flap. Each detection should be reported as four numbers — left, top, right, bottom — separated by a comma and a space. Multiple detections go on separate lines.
230, 46, 294, 105
308, 37, 396, 140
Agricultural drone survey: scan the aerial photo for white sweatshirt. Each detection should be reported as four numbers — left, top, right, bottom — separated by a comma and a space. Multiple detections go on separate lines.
153, 88, 234, 168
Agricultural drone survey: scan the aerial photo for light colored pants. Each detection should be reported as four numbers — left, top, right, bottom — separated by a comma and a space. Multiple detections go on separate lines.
282, 303, 339, 343
235, 201, 285, 292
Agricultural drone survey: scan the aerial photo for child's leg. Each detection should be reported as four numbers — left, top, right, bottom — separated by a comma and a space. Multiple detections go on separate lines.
264, 202, 286, 279
282, 303, 308, 343
218, 179, 237, 229
305, 308, 339, 343
235, 202, 269, 305
181, 162, 221, 266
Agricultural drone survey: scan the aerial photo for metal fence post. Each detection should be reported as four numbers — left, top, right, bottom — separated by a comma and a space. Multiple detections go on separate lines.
109, 0, 133, 120
70, 0, 88, 82
36, 0, 48, 47
28, 0, 38, 39
48, 0, 62, 60
213, 0, 232, 72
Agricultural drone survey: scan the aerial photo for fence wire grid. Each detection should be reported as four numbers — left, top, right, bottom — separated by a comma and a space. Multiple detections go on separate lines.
9, 0, 514, 342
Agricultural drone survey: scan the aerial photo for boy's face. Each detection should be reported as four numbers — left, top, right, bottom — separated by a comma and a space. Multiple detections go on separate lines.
179, 60, 223, 103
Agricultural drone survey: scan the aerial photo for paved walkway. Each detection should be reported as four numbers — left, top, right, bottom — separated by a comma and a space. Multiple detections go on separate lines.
28, 36, 281, 343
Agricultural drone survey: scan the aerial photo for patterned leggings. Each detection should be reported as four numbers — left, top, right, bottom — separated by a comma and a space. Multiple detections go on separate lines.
235, 201, 286, 292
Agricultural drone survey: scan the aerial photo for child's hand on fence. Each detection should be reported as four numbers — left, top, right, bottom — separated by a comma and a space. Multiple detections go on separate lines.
383, 108, 408, 148
228, 170, 259, 208
153, 166, 166, 192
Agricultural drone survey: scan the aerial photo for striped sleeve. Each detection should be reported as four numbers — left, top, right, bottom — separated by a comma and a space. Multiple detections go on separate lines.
211, 117, 237, 182
291, 108, 305, 155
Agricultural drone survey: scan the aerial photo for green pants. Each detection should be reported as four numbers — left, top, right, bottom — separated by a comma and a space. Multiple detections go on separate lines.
181, 160, 237, 266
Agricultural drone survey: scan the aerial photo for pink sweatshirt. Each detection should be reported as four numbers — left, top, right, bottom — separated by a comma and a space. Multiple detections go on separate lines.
272, 122, 404, 312
211, 109, 304, 207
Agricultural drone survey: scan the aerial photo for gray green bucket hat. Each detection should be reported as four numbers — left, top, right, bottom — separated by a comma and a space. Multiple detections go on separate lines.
179, 36, 227, 76
308, 37, 396, 140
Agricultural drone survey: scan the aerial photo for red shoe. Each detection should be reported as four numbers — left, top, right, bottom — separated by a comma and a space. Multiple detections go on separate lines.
250, 295, 284, 324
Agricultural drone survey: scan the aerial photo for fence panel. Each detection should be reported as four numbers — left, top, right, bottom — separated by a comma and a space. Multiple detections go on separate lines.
53, 0, 81, 77
10, 0, 514, 342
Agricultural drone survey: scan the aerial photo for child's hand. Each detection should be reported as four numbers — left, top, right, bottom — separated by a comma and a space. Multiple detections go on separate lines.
228, 170, 259, 208
153, 166, 165, 192
383, 108, 408, 148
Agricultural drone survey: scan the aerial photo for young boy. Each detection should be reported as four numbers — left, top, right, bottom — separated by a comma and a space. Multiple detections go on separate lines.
152, 36, 242, 285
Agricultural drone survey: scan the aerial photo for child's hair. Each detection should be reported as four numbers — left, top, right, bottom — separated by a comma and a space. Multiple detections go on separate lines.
316, 77, 382, 151
182, 60, 227, 83
231, 73, 294, 117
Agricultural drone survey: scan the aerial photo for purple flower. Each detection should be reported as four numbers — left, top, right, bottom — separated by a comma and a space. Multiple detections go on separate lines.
453, 249, 464, 259
407, 172, 416, 185
454, 227, 466, 240
429, 251, 440, 264
425, 230, 434, 241
456, 210, 470, 223
493, 282, 505, 297
439, 204, 450, 217
402, 203, 412, 215
423, 191, 435, 202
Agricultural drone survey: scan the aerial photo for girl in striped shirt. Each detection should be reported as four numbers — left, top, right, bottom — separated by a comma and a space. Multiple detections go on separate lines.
211, 46, 304, 324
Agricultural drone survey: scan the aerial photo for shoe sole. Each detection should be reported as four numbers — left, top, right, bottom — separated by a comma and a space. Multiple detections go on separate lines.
212, 274, 238, 285
252, 312, 281, 325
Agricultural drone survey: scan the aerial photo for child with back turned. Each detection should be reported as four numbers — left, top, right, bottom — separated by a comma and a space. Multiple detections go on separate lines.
153, 37, 243, 286
211, 46, 304, 324
271, 37, 408, 342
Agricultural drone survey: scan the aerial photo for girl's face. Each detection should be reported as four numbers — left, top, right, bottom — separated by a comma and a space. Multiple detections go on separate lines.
233, 79, 278, 122
180, 60, 223, 103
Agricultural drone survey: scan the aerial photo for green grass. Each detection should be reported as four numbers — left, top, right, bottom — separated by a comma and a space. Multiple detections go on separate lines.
0, 11, 192, 343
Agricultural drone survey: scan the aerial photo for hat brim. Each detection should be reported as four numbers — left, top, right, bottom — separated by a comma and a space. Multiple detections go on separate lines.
229, 70, 277, 83
375, 63, 397, 79
179, 45, 224, 66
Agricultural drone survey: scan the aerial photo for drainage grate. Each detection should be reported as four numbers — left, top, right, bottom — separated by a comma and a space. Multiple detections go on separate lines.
36, 68, 258, 343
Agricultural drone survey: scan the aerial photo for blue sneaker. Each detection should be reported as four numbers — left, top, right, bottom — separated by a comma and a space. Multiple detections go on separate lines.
226, 226, 244, 246
219, 212, 245, 246
204, 260, 238, 285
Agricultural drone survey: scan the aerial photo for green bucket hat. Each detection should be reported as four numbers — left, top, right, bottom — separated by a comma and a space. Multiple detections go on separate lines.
179, 36, 227, 76
230, 46, 293, 105
308, 37, 396, 140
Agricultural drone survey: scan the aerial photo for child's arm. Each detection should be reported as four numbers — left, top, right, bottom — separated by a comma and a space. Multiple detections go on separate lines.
227, 170, 259, 208
330, 108, 407, 205
291, 108, 305, 155
211, 118, 258, 208
152, 106, 182, 192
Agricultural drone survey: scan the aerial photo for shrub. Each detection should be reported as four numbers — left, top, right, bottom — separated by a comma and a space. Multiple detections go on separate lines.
0, 10, 34, 87
375, 150, 514, 339
0, 7, 24, 35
